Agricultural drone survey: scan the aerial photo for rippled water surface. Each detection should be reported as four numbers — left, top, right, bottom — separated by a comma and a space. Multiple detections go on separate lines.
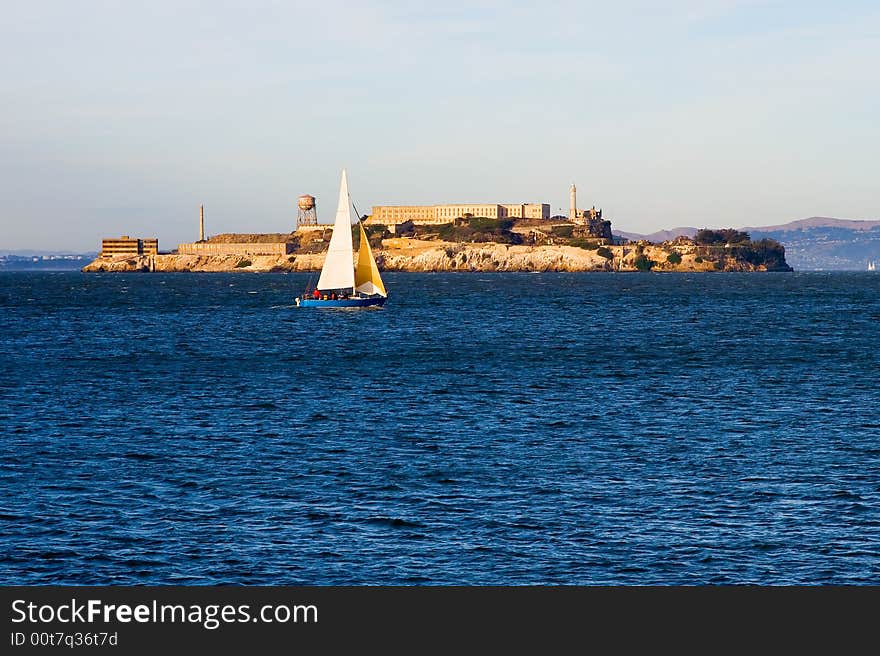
1, 271, 879, 584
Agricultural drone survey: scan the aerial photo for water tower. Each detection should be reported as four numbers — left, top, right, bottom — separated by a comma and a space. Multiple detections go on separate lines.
297, 194, 317, 227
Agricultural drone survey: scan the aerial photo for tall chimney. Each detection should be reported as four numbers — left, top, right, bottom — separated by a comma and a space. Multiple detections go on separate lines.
569, 183, 577, 223
199, 204, 205, 241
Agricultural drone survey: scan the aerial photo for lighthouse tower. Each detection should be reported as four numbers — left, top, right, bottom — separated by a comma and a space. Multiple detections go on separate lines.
569, 183, 578, 223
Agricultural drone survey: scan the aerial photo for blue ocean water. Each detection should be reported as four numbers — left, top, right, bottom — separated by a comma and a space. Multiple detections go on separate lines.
1, 271, 879, 585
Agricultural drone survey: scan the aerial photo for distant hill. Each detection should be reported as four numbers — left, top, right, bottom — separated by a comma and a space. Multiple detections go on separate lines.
613, 227, 698, 242
742, 217, 880, 233
748, 220, 880, 271
614, 217, 880, 271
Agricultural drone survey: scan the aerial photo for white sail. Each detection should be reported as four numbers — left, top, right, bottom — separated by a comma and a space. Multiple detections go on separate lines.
316, 168, 356, 291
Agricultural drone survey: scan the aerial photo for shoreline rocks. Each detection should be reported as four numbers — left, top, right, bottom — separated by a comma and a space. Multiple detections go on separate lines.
81, 240, 790, 273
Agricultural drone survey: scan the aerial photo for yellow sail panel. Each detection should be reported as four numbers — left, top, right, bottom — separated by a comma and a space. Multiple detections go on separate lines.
355, 223, 387, 297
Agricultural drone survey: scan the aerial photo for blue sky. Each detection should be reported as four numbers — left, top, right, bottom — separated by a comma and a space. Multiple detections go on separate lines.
1, 1, 877, 250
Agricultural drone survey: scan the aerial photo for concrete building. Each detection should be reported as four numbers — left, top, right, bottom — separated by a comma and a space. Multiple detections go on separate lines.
502, 204, 524, 219
523, 203, 551, 220
101, 236, 158, 258
370, 205, 441, 225
435, 204, 503, 221
369, 202, 550, 226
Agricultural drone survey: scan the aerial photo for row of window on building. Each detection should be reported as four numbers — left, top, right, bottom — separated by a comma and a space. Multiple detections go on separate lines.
370, 203, 550, 225
100, 236, 159, 258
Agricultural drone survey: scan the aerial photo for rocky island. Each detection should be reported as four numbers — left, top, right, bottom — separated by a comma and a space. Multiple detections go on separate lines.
82, 220, 792, 273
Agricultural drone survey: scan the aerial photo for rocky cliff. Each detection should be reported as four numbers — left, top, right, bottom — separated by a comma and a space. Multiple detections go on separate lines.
82, 239, 788, 273
82, 253, 321, 273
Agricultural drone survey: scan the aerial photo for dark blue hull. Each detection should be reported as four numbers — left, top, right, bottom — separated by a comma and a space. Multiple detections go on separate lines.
297, 296, 386, 308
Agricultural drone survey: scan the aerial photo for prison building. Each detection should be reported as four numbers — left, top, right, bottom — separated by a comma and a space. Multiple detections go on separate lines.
369, 203, 550, 226
100, 236, 159, 258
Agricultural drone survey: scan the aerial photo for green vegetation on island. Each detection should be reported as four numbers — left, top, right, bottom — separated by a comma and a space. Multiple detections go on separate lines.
692, 229, 790, 271
634, 254, 655, 271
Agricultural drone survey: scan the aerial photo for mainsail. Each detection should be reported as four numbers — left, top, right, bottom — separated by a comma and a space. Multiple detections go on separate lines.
355, 222, 387, 297
316, 169, 356, 291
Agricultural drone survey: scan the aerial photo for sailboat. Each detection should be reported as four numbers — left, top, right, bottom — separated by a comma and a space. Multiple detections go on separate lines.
296, 169, 387, 308
869, 261, 876, 272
